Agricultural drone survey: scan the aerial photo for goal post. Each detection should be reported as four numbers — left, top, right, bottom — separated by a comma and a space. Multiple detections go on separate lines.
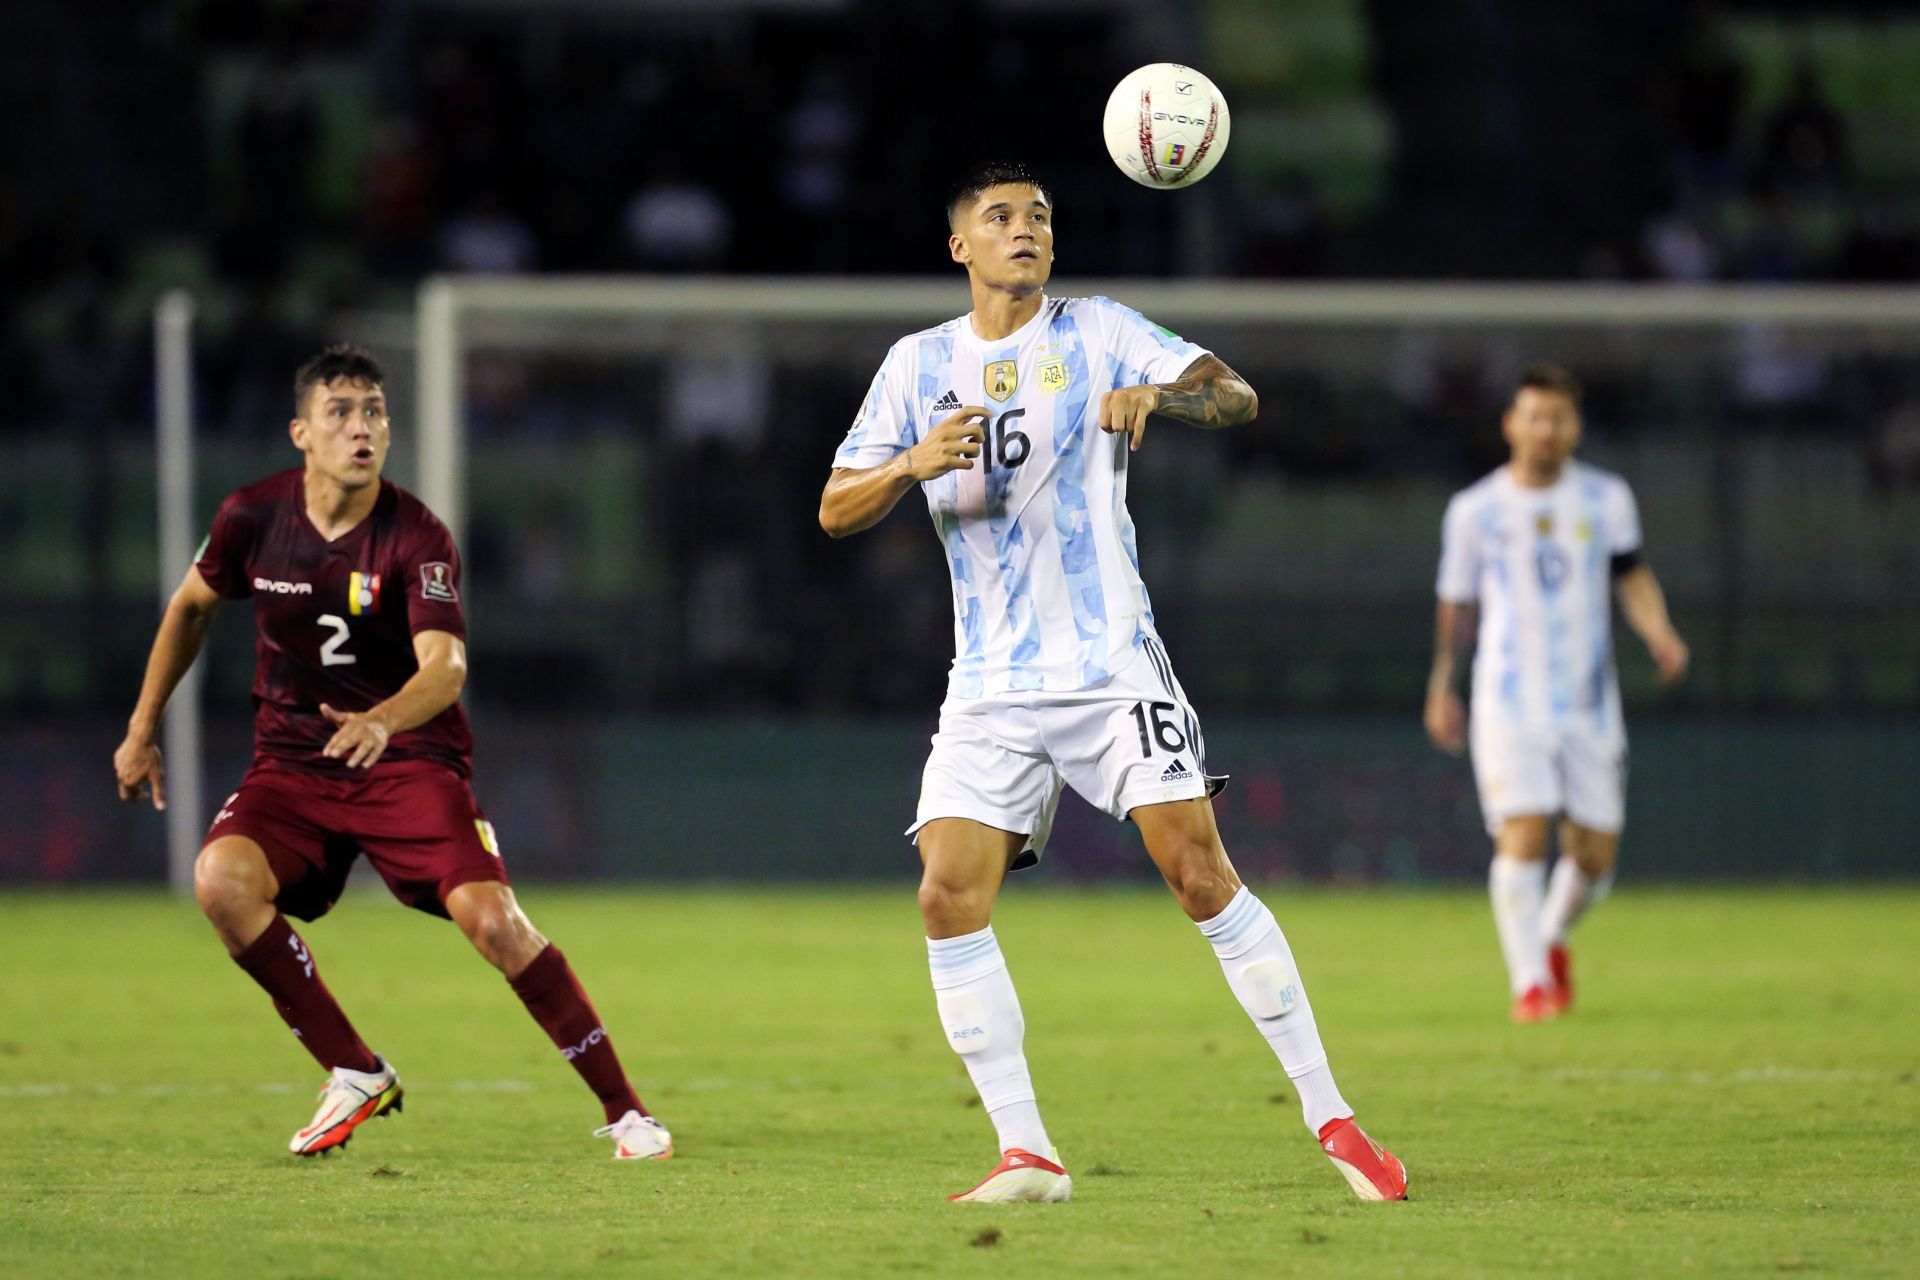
154, 289, 203, 895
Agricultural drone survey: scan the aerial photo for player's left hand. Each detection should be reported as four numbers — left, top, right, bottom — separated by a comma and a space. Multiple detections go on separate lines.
1648, 630, 1689, 686
1100, 384, 1161, 452
320, 703, 392, 769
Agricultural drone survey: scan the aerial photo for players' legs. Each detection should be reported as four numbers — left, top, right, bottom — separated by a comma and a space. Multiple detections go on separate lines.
1490, 814, 1554, 1009
1543, 820, 1618, 946
197, 834, 380, 1074
1132, 797, 1354, 1136
444, 880, 647, 1126
918, 818, 1054, 1159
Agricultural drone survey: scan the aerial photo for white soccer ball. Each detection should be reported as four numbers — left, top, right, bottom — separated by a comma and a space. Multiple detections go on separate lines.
1102, 63, 1231, 190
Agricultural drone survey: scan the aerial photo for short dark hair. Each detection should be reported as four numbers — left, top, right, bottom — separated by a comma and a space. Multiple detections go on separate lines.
1516, 362, 1581, 407
294, 343, 384, 415
946, 162, 1052, 228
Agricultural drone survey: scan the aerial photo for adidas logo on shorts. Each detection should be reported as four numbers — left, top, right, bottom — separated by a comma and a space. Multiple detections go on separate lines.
1161, 758, 1193, 782
932, 389, 962, 414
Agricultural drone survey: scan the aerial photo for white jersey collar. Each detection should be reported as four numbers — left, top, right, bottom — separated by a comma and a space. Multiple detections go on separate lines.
960, 294, 1051, 350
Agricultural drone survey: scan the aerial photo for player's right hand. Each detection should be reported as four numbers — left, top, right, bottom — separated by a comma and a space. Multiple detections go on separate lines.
904, 408, 990, 481
1424, 689, 1467, 756
114, 735, 167, 810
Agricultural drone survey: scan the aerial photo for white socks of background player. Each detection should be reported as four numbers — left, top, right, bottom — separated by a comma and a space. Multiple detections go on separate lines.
1489, 854, 1551, 994
927, 928, 1052, 1157
1198, 887, 1353, 1135
1543, 856, 1613, 946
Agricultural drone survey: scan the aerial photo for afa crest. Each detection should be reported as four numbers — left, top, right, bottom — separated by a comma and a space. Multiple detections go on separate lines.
1038, 358, 1069, 394
984, 360, 1018, 402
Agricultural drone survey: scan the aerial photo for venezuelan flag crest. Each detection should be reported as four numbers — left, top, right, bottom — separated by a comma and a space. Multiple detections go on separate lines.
348, 571, 382, 615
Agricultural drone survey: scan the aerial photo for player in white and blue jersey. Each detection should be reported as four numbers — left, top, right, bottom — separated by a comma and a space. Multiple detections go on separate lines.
820, 163, 1405, 1204
1425, 364, 1689, 1023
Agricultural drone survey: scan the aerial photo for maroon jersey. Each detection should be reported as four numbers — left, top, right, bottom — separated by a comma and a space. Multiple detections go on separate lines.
196, 470, 473, 776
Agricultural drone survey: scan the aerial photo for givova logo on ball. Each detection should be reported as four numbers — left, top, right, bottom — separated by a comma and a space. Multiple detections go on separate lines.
1102, 62, 1232, 190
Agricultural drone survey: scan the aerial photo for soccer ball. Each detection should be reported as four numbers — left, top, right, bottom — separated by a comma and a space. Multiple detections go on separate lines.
1102, 63, 1231, 190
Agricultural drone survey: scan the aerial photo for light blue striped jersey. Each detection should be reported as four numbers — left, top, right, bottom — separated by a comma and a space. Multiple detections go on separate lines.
835, 295, 1208, 698
1436, 461, 1643, 735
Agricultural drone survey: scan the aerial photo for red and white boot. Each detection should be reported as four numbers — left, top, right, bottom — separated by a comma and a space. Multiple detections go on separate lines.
949, 1148, 1072, 1203
1512, 984, 1558, 1023
1319, 1117, 1408, 1201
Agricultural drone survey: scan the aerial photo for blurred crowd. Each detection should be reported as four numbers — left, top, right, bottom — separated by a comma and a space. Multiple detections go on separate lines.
7, 2, 1920, 435
1629, 6, 1920, 283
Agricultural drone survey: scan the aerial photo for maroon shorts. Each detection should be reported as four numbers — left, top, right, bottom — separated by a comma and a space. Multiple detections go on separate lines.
205, 757, 509, 922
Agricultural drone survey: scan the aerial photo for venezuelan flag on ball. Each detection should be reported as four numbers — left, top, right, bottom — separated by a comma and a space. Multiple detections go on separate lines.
348, 572, 381, 615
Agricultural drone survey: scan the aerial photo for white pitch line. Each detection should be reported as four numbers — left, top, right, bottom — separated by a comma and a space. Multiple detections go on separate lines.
0, 1080, 537, 1099
1530, 1066, 1903, 1086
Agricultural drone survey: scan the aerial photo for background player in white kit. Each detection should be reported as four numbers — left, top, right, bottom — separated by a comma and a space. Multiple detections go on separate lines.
1425, 365, 1689, 1022
819, 163, 1406, 1205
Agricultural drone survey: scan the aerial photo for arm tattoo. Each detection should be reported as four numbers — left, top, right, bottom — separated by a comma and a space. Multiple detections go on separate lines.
1151, 355, 1258, 428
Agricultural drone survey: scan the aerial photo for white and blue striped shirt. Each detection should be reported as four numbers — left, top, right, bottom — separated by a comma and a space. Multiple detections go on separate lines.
836, 295, 1208, 698
1437, 461, 1643, 737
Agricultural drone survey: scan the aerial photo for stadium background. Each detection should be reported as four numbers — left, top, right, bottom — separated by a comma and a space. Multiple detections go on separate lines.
4, 0, 1918, 887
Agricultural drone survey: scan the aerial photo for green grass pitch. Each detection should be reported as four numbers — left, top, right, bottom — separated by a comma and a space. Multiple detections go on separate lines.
3, 885, 1916, 1277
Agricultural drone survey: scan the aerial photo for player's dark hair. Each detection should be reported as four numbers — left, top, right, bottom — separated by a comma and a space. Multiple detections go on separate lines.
294, 343, 384, 414
1516, 362, 1581, 407
946, 162, 1052, 228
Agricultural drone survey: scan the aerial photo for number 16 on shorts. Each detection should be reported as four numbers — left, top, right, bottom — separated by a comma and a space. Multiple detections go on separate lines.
1130, 700, 1186, 756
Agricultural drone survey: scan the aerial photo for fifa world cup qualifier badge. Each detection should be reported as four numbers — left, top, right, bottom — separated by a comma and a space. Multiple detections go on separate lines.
420, 562, 458, 602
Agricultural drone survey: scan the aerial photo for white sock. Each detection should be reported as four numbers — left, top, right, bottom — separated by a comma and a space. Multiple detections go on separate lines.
1489, 854, 1550, 995
1198, 887, 1353, 1135
926, 928, 1051, 1157
1542, 857, 1613, 945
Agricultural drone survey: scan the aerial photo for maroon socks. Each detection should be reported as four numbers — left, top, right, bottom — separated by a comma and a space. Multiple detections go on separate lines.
233, 914, 381, 1075
509, 943, 645, 1124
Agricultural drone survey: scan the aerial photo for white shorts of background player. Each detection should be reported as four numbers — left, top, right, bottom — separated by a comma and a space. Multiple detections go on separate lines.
1468, 715, 1625, 837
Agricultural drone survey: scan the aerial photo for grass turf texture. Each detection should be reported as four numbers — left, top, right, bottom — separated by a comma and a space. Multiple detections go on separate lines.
2, 886, 1915, 1278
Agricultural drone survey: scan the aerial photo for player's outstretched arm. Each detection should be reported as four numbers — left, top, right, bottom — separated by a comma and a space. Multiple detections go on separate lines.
819, 407, 989, 539
1424, 599, 1477, 755
1615, 564, 1688, 685
321, 629, 468, 769
1100, 354, 1258, 451
116, 567, 224, 808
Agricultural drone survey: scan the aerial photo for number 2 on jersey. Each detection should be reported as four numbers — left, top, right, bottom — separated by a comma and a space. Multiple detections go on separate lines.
1129, 700, 1186, 756
317, 614, 357, 667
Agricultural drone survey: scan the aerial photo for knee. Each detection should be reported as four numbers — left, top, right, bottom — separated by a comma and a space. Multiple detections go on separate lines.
1496, 819, 1551, 862
453, 889, 544, 972
464, 907, 521, 964
1161, 846, 1239, 921
193, 842, 271, 921
918, 875, 994, 936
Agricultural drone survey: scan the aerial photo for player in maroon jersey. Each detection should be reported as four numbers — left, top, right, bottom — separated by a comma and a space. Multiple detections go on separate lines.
113, 345, 671, 1160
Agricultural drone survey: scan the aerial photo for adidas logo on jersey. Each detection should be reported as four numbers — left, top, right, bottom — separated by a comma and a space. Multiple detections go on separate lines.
1161, 759, 1193, 782
931, 390, 961, 414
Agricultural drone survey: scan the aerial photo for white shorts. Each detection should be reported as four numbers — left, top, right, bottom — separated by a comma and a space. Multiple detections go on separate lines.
909, 637, 1224, 869
1468, 716, 1626, 837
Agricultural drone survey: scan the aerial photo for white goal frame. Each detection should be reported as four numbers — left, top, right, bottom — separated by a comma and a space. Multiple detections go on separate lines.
416, 276, 1920, 548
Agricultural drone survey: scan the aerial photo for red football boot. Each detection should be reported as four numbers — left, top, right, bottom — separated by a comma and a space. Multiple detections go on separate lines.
1318, 1117, 1408, 1201
948, 1148, 1071, 1203
1547, 944, 1573, 1013
1512, 984, 1558, 1023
